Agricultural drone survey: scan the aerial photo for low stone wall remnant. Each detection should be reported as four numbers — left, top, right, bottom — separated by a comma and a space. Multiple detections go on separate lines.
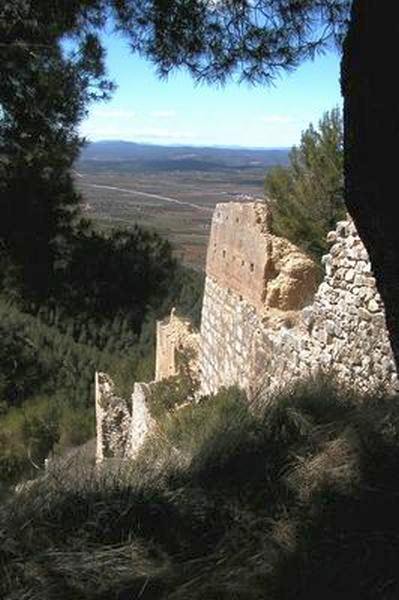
155, 308, 200, 382
95, 372, 131, 463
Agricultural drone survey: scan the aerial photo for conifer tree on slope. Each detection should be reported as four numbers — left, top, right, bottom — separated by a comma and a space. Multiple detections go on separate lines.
265, 107, 345, 261
3, 1, 399, 370
0, 1, 113, 301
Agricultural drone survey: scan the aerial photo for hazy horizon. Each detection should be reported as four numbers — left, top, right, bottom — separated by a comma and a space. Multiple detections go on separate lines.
84, 139, 291, 151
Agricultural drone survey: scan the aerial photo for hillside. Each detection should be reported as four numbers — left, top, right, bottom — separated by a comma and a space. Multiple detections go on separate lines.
79, 141, 290, 172
0, 261, 204, 488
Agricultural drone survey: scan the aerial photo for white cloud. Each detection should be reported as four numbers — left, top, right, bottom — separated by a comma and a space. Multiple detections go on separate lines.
150, 110, 177, 119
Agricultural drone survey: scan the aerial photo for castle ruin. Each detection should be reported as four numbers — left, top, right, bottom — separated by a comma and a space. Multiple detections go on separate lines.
95, 201, 399, 463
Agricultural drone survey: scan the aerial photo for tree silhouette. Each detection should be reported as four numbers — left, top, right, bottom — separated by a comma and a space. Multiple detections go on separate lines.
0, 0, 113, 300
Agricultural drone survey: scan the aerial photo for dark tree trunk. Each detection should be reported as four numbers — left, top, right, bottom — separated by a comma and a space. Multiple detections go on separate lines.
342, 0, 399, 369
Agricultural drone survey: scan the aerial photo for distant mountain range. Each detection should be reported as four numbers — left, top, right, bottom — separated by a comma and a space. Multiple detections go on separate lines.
79, 141, 290, 172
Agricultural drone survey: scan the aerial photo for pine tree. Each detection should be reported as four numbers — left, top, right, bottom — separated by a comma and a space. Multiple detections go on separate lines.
0, 1, 113, 301
265, 108, 345, 260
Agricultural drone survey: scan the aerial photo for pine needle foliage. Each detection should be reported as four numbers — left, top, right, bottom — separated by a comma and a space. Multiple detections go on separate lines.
265, 107, 345, 261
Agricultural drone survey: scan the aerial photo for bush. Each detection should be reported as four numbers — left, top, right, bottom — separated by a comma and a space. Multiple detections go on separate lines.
56, 406, 95, 449
146, 349, 200, 420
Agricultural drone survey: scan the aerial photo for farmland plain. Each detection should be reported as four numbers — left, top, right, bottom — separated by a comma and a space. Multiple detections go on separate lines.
76, 142, 289, 269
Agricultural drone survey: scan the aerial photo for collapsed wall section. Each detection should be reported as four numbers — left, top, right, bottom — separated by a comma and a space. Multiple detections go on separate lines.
95, 374, 156, 464
95, 372, 131, 463
96, 310, 200, 464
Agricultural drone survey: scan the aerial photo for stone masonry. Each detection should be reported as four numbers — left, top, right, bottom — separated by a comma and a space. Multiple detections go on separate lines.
95, 373, 155, 463
95, 372, 131, 462
95, 200, 399, 464
200, 202, 398, 398
96, 311, 199, 463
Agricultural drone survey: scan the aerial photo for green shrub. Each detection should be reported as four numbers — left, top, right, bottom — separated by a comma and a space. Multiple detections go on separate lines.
146, 352, 200, 421
56, 406, 95, 449
0, 299, 141, 483
0, 396, 59, 483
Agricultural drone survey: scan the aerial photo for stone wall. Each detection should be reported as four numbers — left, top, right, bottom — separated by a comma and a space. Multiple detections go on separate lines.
200, 204, 399, 399
129, 382, 155, 457
95, 372, 131, 463
96, 311, 199, 464
95, 374, 156, 463
206, 202, 318, 311
155, 308, 200, 382
96, 200, 399, 464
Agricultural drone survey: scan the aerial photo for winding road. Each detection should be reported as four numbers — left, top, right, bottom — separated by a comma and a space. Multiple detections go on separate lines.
80, 181, 213, 213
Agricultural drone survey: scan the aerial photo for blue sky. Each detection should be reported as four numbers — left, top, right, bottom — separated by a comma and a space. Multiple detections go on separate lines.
80, 30, 342, 149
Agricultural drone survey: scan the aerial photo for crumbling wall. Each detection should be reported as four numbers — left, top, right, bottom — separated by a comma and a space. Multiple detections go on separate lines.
206, 202, 318, 311
96, 201, 399, 465
200, 203, 399, 399
299, 219, 397, 393
95, 372, 131, 462
128, 382, 156, 457
95, 374, 157, 464
96, 311, 200, 464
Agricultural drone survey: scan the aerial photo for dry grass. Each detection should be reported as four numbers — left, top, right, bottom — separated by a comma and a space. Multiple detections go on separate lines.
2, 380, 399, 599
